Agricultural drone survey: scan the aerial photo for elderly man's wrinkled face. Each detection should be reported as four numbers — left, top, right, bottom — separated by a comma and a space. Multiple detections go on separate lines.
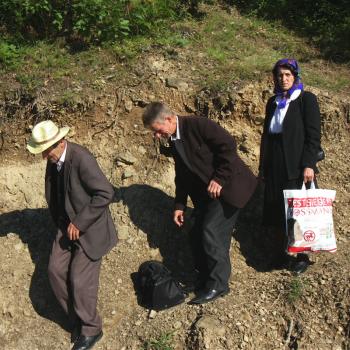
277, 67, 295, 92
149, 116, 177, 139
42, 140, 65, 163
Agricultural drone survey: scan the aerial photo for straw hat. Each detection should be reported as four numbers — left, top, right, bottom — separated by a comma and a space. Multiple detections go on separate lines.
27, 120, 70, 154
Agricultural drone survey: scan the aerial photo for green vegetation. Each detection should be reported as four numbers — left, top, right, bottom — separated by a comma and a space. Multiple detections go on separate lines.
0, 0, 187, 43
190, 8, 350, 93
287, 277, 309, 304
0, 41, 19, 66
234, 0, 350, 62
0, 2, 349, 95
143, 331, 174, 350
193, 10, 301, 90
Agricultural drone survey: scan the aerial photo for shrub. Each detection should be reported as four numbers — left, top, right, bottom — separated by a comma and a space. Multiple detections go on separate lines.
0, 41, 19, 67
0, 0, 189, 44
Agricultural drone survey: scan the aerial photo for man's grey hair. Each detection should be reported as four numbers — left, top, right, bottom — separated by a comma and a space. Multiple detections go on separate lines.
142, 102, 175, 127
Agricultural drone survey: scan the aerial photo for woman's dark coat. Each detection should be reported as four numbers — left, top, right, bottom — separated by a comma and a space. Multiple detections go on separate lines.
259, 91, 321, 179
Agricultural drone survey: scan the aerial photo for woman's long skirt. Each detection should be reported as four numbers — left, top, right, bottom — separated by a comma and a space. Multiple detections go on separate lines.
263, 133, 302, 229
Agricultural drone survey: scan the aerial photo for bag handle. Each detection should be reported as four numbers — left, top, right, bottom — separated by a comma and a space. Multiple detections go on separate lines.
301, 181, 316, 190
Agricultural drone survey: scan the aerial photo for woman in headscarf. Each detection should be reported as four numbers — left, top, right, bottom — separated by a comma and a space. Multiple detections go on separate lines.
259, 58, 321, 274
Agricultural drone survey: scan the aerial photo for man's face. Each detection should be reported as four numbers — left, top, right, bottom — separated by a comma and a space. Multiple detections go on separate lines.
42, 140, 65, 163
149, 116, 177, 139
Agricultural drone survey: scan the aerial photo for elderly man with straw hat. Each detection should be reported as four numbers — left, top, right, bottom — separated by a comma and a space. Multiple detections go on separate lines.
27, 120, 117, 350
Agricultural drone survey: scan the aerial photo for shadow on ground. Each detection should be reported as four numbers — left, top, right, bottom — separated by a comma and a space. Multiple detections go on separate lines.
234, 182, 273, 272
116, 183, 271, 279
115, 184, 195, 283
0, 208, 69, 331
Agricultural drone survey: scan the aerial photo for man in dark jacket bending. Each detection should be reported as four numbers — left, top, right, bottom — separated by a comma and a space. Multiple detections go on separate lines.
142, 102, 257, 304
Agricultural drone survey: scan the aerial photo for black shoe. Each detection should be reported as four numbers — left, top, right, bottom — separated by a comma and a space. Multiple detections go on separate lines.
290, 260, 310, 275
72, 331, 103, 350
189, 288, 229, 305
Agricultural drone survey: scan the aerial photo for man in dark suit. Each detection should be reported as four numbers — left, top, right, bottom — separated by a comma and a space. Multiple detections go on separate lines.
27, 120, 117, 350
142, 102, 257, 304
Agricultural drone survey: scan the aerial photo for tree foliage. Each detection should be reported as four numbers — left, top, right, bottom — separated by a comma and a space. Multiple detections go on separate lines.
0, 0, 188, 43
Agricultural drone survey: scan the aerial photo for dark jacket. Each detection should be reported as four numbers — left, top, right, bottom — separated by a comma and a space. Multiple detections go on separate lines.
45, 141, 117, 260
259, 91, 321, 179
172, 116, 257, 210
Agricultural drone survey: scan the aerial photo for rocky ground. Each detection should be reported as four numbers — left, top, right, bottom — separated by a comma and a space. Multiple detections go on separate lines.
0, 48, 350, 350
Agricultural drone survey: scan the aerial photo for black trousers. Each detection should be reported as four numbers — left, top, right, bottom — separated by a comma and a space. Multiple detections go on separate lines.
189, 199, 239, 291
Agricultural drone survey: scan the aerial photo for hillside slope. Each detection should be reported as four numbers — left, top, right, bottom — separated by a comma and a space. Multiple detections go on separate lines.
0, 4, 349, 350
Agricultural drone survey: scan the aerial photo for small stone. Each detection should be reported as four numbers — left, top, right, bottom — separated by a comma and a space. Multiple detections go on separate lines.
118, 226, 129, 240
116, 152, 137, 165
135, 320, 142, 326
68, 126, 76, 137
6, 305, 15, 318
196, 316, 226, 337
138, 146, 146, 155
174, 321, 182, 329
122, 169, 137, 180
23, 309, 31, 317
148, 310, 157, 319
124, 99, 133, 112
166, 77, 188, 91
14, 242, 24, 251
241, 310, 251, 322
238, 325, 245, 332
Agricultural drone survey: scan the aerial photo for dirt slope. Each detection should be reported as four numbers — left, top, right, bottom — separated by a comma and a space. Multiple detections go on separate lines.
0, 52, 350, 350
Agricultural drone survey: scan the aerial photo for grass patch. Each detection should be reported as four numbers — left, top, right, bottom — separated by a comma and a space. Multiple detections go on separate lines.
192, 6, 349, 93
193, 8, 321, 91
287, 277, 309, 304
143, 332, 174, 350
1, 4, 349, 96
110, 30, 190, 62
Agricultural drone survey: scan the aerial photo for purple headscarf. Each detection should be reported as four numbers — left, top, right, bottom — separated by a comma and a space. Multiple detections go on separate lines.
273, 58, 304, 109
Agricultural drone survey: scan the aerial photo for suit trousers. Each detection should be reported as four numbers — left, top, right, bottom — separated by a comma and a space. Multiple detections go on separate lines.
48, 229, 102, 336
189, 198, 239, 291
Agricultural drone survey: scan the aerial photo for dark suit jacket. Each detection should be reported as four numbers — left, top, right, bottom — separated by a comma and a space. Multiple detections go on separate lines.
172, 116, 257, 210
259, 91, 321, 179
45, 141, 117, 260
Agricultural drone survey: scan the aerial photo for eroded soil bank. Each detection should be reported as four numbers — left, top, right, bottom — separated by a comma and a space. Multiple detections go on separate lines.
0, 60, 350, 349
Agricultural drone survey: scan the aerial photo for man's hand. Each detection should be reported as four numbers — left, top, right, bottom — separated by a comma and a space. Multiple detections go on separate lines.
67, 222, 80, 241
303, 167, 314, 183
207, 179, 222, 199
173, 210, 184, 227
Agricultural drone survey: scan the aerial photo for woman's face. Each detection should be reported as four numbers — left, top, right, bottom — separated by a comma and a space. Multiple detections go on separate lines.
276, 67, 295, 91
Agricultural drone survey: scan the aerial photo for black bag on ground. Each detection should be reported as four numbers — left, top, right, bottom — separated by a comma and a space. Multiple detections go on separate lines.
137, 260, 186, 310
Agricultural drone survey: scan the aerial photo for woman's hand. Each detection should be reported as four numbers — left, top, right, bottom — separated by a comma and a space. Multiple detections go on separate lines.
303, 167, 314, 183
173, 210, 184, 227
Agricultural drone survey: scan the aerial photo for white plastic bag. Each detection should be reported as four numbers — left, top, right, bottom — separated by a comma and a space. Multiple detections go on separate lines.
283, 182, 337, 253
